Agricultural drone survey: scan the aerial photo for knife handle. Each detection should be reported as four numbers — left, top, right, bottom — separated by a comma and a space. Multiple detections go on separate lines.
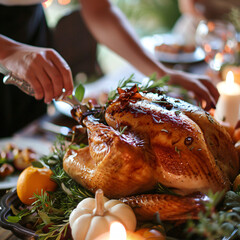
3, 73, 35, 96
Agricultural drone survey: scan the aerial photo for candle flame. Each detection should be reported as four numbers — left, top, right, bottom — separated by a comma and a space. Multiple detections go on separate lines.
225, 71, 235, 94
109, 222, 127, 240
226, 71, 235, 85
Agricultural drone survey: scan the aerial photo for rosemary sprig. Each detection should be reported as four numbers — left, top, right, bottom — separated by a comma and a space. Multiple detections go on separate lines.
7, 136, 93, 239
228, 8, 240, 32
36, 221, 70, 240
186, 191, 240, 240
108, 73, 169, 101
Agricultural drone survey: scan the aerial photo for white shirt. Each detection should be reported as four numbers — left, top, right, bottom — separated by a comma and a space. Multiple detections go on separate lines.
0, 0, 44, 5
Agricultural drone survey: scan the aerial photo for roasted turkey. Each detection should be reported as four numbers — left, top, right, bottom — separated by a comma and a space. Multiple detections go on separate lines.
63, 86, 239, 220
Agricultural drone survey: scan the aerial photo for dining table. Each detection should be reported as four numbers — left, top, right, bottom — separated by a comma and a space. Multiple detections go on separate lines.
0, 53, 212, 240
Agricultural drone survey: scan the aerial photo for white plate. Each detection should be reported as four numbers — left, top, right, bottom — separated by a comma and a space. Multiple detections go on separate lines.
154, 46, 205, 64
141, 33, 205, 64
0, 137, 52, 189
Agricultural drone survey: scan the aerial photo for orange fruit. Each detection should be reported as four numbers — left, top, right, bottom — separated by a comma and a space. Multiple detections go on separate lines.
17, 166, 57, 205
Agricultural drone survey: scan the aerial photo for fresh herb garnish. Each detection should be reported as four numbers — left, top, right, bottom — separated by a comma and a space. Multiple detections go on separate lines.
186, 191, 240, 240
8, 136, 93, 239
108, 73, 169, 101
119, 126, 128, 135
175, 110, 181, 116
175, 146, 181, 156
74, 83, 85, 102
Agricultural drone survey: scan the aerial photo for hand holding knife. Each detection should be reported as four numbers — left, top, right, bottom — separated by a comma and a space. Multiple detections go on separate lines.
0, 63, 88, 110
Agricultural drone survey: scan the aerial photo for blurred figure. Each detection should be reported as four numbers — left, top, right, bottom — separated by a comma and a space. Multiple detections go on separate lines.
173, 0, 240, 44
178, 0, 240, 20
0, 0, 219, 137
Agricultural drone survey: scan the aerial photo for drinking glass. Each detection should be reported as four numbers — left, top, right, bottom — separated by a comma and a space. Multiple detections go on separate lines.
195, 20, 238, 71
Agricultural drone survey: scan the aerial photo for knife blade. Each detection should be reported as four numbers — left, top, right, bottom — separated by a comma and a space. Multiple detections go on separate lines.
0, 63, 35, 96
40, 121, 72, 136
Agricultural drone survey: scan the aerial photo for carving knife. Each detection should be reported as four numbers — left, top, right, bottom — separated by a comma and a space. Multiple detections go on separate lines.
0, 63, 34, 96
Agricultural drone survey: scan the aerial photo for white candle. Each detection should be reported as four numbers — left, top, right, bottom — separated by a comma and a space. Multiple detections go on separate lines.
215, 71, 240, 127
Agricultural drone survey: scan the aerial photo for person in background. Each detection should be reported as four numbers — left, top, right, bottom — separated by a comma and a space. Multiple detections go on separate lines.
0, 0, 219, 137
178, 0, 240, 20
174, 0, 240, 45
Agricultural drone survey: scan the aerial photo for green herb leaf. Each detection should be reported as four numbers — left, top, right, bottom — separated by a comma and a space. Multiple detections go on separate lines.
107, 73, 169, 102
38, 211, 51, 225
7, 208, 30, 223
32, 161, 44, 168
119, 126, 128, 135
75, 83, 85, 102
148, 75, 169, 89
69, 145, 81, 150
7, 216, 21, 223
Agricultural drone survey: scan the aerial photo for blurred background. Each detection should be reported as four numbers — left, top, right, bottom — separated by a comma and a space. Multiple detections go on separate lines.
42, 0, 180, 79
41, 0, 240, 84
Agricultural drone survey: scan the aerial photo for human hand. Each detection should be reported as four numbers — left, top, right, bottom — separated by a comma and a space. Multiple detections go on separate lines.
166, 69, 219, 111
2, 44, 73, 103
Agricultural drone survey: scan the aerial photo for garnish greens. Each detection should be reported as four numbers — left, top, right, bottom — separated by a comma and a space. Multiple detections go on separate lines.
8, 136, 93, 240
186, 191, 240, 240
74, 83, 85, 102
66, 83, 85, 103
108, 73, 169, 101
119, 126, 128, 135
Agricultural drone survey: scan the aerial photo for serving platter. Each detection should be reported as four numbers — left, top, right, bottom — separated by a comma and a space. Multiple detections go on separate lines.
0, 190, 238, 240
0, 188, 37, 239
154, 46, 205, 64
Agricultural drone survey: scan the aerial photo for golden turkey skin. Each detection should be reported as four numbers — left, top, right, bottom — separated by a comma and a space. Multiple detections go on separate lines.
63, 91, 239, 198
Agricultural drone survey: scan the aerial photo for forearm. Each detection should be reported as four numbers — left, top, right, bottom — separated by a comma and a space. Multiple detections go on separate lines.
0, 34, 22, 62
80, 0, 167, 78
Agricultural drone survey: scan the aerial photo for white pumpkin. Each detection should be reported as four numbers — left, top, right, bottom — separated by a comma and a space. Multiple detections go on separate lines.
69, 189, 137, 240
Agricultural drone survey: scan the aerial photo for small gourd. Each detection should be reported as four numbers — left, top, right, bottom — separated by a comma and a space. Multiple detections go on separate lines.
69, 189, 137, 240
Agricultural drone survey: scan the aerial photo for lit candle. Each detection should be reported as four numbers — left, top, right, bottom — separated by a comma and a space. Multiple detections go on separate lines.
94, 222, 144, 240
214, 71, 240, 127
